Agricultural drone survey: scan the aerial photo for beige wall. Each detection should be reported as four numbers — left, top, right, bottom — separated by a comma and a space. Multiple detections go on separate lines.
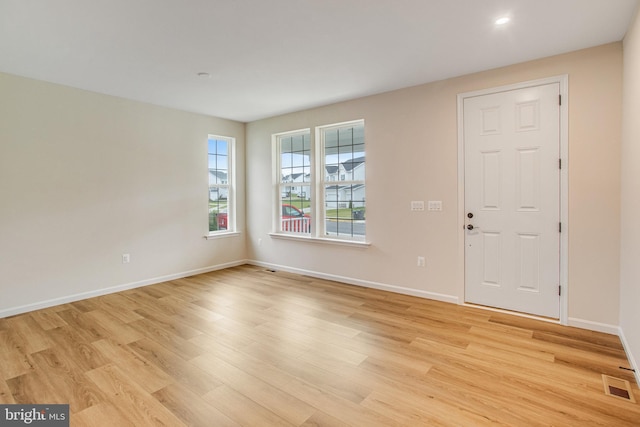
0, 73, 246, 315
0, 43, 626, 333
621, 7, 640, 382
246, 43, 623, 327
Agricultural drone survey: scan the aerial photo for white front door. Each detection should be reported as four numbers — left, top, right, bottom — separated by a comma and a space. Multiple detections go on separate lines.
463, 82, 561, 318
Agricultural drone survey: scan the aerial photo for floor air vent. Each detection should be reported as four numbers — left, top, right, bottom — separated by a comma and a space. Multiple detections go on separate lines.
602, 375, 636, 403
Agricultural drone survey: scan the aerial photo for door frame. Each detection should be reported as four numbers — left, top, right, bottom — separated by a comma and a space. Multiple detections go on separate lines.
456, 75, 569, 324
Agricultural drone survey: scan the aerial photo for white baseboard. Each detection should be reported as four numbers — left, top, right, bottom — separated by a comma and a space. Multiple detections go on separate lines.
0, 259, 247, 319
619, 327, 640, 387
567, 317, 620, 335
248, 260, 459, 305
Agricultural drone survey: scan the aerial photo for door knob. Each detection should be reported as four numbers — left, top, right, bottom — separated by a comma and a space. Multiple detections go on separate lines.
467, 224, 474, 230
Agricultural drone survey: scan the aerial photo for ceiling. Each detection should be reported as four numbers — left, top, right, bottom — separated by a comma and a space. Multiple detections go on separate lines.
1, 0, 638, 122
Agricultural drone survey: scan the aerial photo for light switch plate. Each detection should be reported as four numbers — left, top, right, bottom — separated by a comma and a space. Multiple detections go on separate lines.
411, 201, 425, 211
428, 201, 443, 211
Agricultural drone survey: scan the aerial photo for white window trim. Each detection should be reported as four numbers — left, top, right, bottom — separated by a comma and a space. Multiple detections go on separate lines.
207, 134, 236, 237
204, 231, 241, 240
269, 232, 370, 247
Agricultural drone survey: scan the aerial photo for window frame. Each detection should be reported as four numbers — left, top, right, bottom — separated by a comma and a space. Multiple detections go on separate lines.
207, 134, 236, 238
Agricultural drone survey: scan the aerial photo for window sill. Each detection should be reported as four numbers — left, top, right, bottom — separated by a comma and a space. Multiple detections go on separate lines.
269, 232, 371, 247
204, 231, 241, 240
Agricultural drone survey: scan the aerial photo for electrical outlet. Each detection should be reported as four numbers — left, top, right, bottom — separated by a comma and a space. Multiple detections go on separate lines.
122, 253, 130, 264
417, 256, 425, 267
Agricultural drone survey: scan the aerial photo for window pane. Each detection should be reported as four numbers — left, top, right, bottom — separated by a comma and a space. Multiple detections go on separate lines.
325, 164, 339, 181
324, 129, 339, 151
209, 187, 229, 232
292, 153, 305, 167
208, 138, 228, 155
348, 125, 364, 144
343, 157, 365, 180
280, 184, 311, 234
353, 143, 365, 158
281, 152, 293, 170
338, 147, 354, 164
217, 140, 228, 155
217, 155, 228, 171
326, 123, 365, 187
291, 134, 306, 152
338, 127, 354, 144
281, 137, 292, 153
280, 132, 310, 189
323, 183, 365, 238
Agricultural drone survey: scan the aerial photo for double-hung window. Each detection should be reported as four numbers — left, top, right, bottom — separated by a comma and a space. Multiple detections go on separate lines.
274, 120, 365, 242
208, 135, 235, 234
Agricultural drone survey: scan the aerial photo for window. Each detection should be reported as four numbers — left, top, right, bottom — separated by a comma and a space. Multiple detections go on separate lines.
319, 121, 365, 240
274, 120, 365, 241
277, 130, 312, 234
208, 135, 234, 234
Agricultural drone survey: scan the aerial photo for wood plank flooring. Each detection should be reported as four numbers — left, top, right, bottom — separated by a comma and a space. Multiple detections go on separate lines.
1, 265, 639, 426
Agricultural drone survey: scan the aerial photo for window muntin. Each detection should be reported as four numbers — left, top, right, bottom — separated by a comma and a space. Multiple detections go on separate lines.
320, 121, 365, 240
208, 135, 234, 233
278, 131, 312, 234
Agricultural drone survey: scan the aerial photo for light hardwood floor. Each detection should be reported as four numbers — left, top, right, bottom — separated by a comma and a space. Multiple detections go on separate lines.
1, 265, 638, 426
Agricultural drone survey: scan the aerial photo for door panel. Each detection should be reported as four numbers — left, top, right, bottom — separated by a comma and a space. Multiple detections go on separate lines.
464, 83, 560, 318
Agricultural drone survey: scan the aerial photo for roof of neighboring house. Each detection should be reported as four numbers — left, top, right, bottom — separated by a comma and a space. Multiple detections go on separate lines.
209, 170, 228, 182
325, 165, 339, 174
342, 156, 365, 172
283, 172, 305, 182
209, 170, 227, 176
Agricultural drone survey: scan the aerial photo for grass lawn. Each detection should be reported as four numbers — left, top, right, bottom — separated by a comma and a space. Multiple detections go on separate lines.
209, 201, 228, 213
283, 198, 311, 210
326, 207, 365, 219
217, 197, 362, 219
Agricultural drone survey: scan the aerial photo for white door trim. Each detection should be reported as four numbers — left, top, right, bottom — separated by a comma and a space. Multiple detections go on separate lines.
456, 75, 569, 325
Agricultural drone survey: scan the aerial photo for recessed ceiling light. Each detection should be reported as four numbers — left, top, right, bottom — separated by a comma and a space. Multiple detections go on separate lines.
495, 16, 510, 25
